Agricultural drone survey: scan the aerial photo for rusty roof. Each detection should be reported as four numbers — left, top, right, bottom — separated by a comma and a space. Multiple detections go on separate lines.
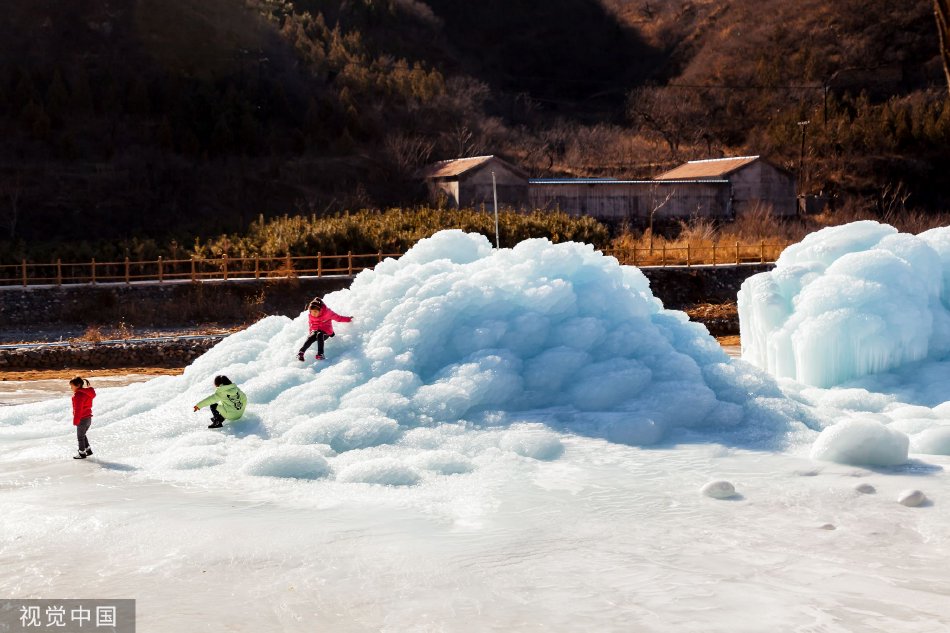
418, 155, 528, 179
654, 155, 761, 180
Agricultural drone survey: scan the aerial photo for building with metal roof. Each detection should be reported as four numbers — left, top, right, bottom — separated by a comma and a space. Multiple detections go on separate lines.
656, 156, 796, 217
418, 155, 528, 208
420, 154, 796, 222
654, 156, 763, 180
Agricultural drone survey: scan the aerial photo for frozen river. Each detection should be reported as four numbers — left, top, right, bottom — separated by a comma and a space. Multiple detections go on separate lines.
0, 374, 158, 406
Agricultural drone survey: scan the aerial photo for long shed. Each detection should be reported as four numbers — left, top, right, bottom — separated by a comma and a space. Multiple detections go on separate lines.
418, 154, 797, 223
528, 179, 732, 223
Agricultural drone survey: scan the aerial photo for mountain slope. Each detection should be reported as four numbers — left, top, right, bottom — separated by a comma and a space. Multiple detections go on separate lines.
0, 0, 947, 256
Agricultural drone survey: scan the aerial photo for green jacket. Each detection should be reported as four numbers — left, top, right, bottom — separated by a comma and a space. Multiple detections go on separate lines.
195, 384, 248, 421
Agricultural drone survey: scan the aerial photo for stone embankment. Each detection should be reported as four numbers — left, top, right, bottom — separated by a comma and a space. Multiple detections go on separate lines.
0, 337, 223, 370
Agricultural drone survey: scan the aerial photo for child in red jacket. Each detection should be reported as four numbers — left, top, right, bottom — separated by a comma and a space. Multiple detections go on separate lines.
297, 296, 352, 361
69, 376, 96, 459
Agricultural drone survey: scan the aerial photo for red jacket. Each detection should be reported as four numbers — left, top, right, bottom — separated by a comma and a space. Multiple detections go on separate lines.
72, 387, 96, 425
308, 305, 352, 336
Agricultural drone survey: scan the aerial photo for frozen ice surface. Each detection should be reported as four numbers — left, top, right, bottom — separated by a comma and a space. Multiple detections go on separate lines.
3, 229, 950, 631
2, 439, 948, 632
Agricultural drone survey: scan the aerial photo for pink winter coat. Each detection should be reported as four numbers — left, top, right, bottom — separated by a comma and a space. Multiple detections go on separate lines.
308, 305, 352, 336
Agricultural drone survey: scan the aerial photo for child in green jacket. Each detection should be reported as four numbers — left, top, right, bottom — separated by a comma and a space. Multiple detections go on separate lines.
193, 375, 248, 428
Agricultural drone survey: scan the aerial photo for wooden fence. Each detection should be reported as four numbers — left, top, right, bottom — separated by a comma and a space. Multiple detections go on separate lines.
0, 252, 400, 287
605, 240, 786, 268
0, 242, 783, 287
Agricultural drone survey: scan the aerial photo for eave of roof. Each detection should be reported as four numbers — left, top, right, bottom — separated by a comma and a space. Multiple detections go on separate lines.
419, 155, 529, 179
654, 155, 761, 180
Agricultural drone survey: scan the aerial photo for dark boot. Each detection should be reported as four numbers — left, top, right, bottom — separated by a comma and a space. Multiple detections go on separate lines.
84, 448, 93, 457
73, 451, 87, 459
297, 351, 305, 362
209, 403, 225, 428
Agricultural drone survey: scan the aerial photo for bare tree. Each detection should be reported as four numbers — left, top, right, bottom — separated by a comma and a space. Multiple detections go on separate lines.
384, 133, 435, 177
538, 122, 570, 171
452, 125, 477, 157
879, 181, 911, 220
937, 0, 950, 97
648, 189, 675, 253
627, 87, 704, 161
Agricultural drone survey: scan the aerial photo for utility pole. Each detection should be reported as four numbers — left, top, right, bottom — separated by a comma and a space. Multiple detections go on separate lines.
797, 120, 810, 198
822, 84, 829, 127
491, 170, 500, 249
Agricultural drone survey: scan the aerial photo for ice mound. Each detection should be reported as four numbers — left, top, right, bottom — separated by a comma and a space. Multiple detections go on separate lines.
499, 424, 564, 461
0, 230, 820, 485
336, 458, 421, 486
700, 480, 737, 499
739, 221, 950, 388
809, 417, 909, 466
897, 489, 928, 507
242, 446, 332, 479
910, 426, 950, 456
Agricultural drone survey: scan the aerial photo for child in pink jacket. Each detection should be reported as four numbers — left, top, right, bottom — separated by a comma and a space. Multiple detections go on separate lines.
297, 296, 352, 361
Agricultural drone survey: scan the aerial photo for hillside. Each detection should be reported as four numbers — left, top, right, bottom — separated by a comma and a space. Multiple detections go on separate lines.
0, 0, 948, 259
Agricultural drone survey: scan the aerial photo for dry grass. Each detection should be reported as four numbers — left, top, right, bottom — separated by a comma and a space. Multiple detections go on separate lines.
115, 320, 134, 339
609, 197, 950, 266
195, 208, 611, 258
266, 259, 298, 279
73, 326, 104, 343
70, 323, 133, 343
685, 302, 737, 319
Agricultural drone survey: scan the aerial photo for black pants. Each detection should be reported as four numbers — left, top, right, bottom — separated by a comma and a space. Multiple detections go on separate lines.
209, 404, 225, 424
299, 331, 332, 356
77, 417, 92, 452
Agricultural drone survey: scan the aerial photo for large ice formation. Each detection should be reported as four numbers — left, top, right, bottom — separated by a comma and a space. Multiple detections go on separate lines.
739, 221, 950, 388
0, 230, 818, 483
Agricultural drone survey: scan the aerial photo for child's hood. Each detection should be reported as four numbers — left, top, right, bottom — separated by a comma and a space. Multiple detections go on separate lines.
76, 387, 96, 399
216, 384, 241, 397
